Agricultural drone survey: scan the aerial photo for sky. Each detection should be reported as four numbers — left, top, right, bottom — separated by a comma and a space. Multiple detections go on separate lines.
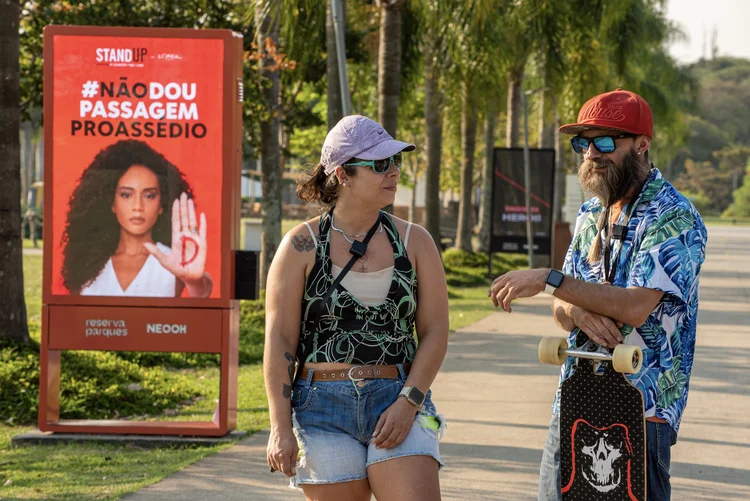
666, 0, 750, 63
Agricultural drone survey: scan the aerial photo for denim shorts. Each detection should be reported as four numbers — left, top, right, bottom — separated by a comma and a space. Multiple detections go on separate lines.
289, 364, 445, 488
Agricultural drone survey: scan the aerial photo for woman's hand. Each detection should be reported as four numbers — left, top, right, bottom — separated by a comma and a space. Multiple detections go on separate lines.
267, 426, 299, 477
144, 192, 211, 296
371, 397, 419, 449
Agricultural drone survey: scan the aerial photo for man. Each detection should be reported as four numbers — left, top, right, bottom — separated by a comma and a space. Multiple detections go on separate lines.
488, 89, 707, 501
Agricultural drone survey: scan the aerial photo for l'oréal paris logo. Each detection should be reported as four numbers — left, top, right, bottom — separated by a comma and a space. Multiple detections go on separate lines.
156, 53, 183, 61
96, 47, 148, 64
581, 104, 626, 122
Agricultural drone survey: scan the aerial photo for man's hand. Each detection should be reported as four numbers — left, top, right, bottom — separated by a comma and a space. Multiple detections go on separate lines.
571, 305, 624, 349
488, 269, 548, 312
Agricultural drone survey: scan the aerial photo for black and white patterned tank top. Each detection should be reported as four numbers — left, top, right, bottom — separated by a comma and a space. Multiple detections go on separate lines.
296, 209, 418, 364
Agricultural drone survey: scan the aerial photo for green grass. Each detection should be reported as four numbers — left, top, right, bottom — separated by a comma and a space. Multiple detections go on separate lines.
23, 254, 43, 328
0, 363, 268, 501
447, 285, 498, 332
701, 216, 750, 227
0, 252, 269, 501
23, 238, 42, 250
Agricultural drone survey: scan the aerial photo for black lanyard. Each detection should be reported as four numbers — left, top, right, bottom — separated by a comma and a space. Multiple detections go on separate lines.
602, 202, 637, 284
600, 168, 654, 283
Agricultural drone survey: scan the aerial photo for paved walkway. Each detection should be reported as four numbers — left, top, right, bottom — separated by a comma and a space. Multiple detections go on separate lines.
124, 225, 750, 500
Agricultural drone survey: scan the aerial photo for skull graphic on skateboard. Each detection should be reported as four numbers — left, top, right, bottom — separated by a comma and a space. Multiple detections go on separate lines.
539, 335, 646, 501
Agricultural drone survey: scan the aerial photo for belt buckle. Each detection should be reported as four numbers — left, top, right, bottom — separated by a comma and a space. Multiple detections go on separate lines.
348, 366, 365, 382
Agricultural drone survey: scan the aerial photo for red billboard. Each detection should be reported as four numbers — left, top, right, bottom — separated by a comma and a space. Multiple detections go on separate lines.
40, 26, 243, 436
44, 28, 242, 308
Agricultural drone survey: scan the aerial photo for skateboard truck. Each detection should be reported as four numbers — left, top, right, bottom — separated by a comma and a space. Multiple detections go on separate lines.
538, 337, 643, 374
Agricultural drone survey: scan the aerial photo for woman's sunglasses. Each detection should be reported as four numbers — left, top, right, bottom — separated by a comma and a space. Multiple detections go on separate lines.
344, 152, 402, 174
570, 134, 636, 154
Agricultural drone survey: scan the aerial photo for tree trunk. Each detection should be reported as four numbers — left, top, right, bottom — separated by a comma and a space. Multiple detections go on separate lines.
256, 6, 282, 291
553, 101, 565, 223
0, 0, 30, 344
423, 44, 442, 248
21, 121, 32, 206
377, 0, 403, 137
506, 66, 523, 148
326, 0, 344, 130
378, 0, 403, 215
456, 82, 478, 252
409, 145, 419, 223
478, 97, 497, 252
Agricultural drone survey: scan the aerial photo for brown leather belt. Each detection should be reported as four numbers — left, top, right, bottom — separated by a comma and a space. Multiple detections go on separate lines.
299, 364, 410, 382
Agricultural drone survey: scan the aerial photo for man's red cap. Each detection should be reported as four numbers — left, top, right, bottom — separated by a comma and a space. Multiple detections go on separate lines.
559, 88, 653, 138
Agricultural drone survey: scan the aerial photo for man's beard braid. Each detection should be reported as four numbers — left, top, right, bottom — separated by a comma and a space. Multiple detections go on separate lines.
578, 148, 650, 207
578, 147, 651, 265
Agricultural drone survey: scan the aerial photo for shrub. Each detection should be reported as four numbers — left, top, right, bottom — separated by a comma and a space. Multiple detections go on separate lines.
442, 249, 528, 287
0, 339, 201, 424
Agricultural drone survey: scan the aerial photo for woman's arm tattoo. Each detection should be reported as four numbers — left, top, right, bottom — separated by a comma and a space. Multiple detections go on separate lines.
282, 352, 296, 399
291, 235, 315, 252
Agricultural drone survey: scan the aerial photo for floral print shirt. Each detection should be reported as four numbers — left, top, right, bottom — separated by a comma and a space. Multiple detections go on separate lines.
552, 168, 707, 434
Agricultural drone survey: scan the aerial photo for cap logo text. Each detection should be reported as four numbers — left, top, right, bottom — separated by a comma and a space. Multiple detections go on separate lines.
581, 105, 626, 122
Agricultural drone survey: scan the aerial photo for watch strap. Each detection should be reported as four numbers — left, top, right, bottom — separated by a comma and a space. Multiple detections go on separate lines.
544, 283, 557, 295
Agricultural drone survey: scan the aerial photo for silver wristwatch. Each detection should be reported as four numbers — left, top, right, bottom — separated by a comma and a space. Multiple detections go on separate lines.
399, 386, 426, 408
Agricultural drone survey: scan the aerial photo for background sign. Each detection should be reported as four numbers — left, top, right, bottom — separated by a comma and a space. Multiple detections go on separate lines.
47, 34, 225, 300
491, 148, 556, 255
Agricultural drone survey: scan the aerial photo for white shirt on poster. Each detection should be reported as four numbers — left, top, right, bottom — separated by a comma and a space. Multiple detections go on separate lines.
80, 242, 176, 297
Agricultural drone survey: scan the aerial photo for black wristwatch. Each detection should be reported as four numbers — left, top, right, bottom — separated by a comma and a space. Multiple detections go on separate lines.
544, 269, 565, 296
399, 386, 426, 408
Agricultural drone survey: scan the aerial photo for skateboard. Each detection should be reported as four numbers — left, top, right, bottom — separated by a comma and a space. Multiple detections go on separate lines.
539, 336, 646, 501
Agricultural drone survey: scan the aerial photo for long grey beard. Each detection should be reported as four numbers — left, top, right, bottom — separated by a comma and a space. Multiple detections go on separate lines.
578, 149, 649, 207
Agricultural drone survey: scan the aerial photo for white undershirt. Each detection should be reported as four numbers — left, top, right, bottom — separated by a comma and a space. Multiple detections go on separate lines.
305, 222, 412, 307
80, 242, 176, 297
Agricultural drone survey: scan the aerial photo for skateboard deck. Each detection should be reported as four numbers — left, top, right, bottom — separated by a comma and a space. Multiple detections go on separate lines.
560, 352, 646, 501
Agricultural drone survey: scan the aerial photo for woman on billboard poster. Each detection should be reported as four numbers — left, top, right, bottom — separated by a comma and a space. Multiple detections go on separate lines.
60, 139, 213, 298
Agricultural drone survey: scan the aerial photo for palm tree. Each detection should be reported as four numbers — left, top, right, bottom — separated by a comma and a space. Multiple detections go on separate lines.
376, 0, 404, 136
255, 3, 282, 290
415, 0, 496, 248
477, 96, 498, 252
446, 0, 504, 251
455, 81, 478, 251
0, 0, 30, 343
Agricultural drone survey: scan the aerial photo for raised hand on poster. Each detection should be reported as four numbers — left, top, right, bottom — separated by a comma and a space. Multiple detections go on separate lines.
144, 192, 212, 297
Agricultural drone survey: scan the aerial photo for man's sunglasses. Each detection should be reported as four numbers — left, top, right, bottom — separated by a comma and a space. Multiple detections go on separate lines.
344, 152, 402, 174
570, 134, 636, 154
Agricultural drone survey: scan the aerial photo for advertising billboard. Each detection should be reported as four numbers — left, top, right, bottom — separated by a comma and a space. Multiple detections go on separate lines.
43, 28, 241, 307
39, 26, 243, 436
491, 148, 556, 255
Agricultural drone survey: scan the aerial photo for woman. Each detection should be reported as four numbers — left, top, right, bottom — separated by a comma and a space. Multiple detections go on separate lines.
61, 139, 212, 298
264, 115, 449, 501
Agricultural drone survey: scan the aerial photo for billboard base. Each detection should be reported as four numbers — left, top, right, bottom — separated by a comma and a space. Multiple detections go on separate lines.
11, 429, 247, 448
38, 305, 239, 437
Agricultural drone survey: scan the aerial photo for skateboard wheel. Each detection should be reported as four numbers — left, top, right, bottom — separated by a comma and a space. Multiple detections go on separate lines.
538, 337, 568, 365
612, 344, 643, 373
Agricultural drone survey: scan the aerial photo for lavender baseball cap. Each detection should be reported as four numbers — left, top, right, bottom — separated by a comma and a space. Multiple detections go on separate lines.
321, 115, 415, 175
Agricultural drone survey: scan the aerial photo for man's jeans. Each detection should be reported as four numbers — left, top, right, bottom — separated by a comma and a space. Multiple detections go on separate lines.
538, 415, 676, 501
